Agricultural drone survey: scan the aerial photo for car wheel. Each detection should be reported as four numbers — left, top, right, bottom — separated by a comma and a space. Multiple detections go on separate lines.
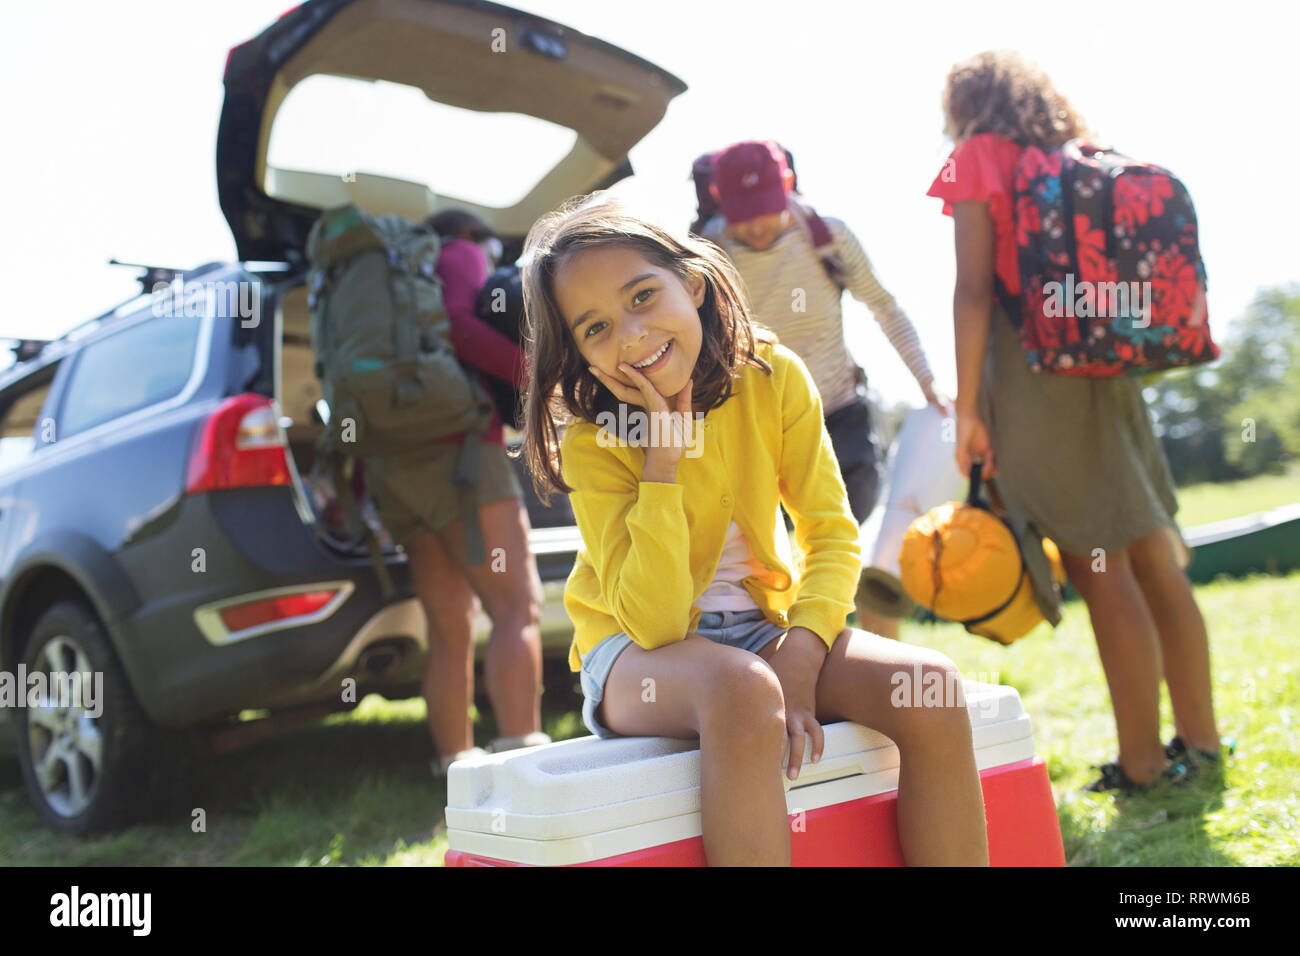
15, 600, 165, 834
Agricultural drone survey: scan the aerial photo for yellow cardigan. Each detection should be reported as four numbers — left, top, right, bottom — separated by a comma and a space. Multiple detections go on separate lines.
560, 342, 861, 672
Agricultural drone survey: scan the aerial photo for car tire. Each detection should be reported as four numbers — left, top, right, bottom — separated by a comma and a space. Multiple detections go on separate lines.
15, 600, 179, 835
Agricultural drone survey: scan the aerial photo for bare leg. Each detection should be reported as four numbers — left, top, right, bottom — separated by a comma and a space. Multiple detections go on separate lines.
1061, 547, 1166, 784
1128, 527, 1220, 752
788, 628, 988, 865
434, 497, 543, 740
855, 605, 901, 641
404, 531, 477, 755
599, 636, 791, 866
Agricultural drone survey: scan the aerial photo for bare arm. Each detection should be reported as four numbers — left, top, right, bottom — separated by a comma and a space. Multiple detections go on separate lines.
951, 201, 998, 477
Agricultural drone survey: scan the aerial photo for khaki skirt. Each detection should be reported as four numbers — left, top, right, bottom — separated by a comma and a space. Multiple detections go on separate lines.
979, 302, 1180, 559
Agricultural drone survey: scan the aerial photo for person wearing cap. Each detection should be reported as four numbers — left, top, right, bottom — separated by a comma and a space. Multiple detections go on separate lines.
702, 140, 949, 640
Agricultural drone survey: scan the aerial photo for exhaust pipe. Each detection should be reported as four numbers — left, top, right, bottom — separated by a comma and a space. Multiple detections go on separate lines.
357, 640, 405, 678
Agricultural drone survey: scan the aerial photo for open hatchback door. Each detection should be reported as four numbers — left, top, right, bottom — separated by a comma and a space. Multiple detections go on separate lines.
217, 0, 687, 262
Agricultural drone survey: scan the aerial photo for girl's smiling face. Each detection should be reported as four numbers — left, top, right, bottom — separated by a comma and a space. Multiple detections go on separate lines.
554, 244, 706, 405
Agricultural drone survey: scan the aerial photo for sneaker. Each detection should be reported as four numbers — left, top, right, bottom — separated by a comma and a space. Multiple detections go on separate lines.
430, 746, 488, 779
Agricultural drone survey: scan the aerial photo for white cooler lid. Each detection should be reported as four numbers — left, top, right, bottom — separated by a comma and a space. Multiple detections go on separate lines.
446, 681, 1035, 862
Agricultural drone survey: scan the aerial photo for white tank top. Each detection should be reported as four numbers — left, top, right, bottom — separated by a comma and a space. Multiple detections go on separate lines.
696, 521, 764, 612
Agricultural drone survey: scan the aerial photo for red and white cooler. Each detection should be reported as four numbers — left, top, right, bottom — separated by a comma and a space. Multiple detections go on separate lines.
444, 681, 1064, 866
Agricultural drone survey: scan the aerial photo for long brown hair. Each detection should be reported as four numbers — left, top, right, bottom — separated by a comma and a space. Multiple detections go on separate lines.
519, 193, 774, 503
942, 50, 1090, 149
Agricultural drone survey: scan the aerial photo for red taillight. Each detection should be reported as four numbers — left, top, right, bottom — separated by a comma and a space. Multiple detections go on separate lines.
218, 590, 338, 633
186, 394, 292, 494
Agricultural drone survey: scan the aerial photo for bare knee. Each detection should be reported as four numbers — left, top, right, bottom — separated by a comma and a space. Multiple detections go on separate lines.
480, 579, 542, 636
1128, 528, 1190, 587
1063, 546, 1136, 603
419, 582, 476, 646
493, 592, 542, 633
697, 651, 786, 741
889, 653, 973, 749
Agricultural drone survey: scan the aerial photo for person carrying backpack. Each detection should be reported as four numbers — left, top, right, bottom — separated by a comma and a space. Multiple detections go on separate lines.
307, 205, 549, 777
700, 140, 949, 640
927, 50, 1226, 794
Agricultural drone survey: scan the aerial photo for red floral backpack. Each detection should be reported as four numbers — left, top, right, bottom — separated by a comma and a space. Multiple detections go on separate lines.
1001, 140, 1219, 376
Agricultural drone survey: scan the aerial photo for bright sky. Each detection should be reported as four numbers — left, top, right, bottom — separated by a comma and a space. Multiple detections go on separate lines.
2, 0, 1296, 407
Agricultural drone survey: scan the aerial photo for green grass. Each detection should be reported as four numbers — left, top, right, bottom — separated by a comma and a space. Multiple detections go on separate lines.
1175, 463, 1300, 528
1, 574, 1296, 866
912, 572, 1299, 866
0, 677, 588, 867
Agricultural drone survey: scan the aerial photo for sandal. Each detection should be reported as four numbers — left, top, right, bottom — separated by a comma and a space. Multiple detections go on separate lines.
1082, 758, 1189, 795
1166, 736, 1234, 782
1166, 735, 1235, 764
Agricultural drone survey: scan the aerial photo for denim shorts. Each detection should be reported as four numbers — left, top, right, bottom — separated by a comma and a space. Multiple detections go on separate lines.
578, 608, 786, 739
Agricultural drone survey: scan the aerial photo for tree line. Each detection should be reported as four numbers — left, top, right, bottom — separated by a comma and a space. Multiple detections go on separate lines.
1146, 284, 1299, 485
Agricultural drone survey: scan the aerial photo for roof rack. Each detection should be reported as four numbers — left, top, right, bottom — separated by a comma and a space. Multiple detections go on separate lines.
2, 260, 231, 370
0, 338, 54, 371
7, 339, 52, 361
109, 258, 221, 294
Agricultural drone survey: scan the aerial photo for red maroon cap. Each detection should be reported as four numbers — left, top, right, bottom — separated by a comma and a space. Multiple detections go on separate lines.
710, 141, 791, 224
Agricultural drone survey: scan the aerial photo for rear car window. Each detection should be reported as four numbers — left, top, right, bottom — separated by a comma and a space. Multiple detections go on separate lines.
58, 315, 201, 439
0, 375, 54, 474
266, 75, 577, 208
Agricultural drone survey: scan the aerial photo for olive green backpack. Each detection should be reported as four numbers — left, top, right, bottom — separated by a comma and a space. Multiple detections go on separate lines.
305, 205, 495, 593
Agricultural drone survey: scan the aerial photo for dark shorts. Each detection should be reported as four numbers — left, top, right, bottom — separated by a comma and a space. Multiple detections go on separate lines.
364, 440, 522, 550
824, 397, 884, 524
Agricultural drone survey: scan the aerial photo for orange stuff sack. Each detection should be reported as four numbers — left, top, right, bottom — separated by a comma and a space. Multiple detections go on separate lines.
899, 464, 1066, 645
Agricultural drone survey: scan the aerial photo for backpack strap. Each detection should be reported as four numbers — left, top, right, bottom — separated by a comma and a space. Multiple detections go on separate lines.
958, 461, 1026, 628
993, 273, 1023, 330
1018, 520, 1064, 627
971, 461, 1010, 518
451, 432, 488, 566
788, 199, 846, 290
308, 269, 329, 380
332, 454, 395, 599
966, 460, 997, 511
384, 241, 426, 409
967, 461, 1063, 628
961, 571, 1027, 629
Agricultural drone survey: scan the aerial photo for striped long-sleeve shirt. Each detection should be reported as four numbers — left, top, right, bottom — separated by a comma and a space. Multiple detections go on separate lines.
703, 213, 934, 414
